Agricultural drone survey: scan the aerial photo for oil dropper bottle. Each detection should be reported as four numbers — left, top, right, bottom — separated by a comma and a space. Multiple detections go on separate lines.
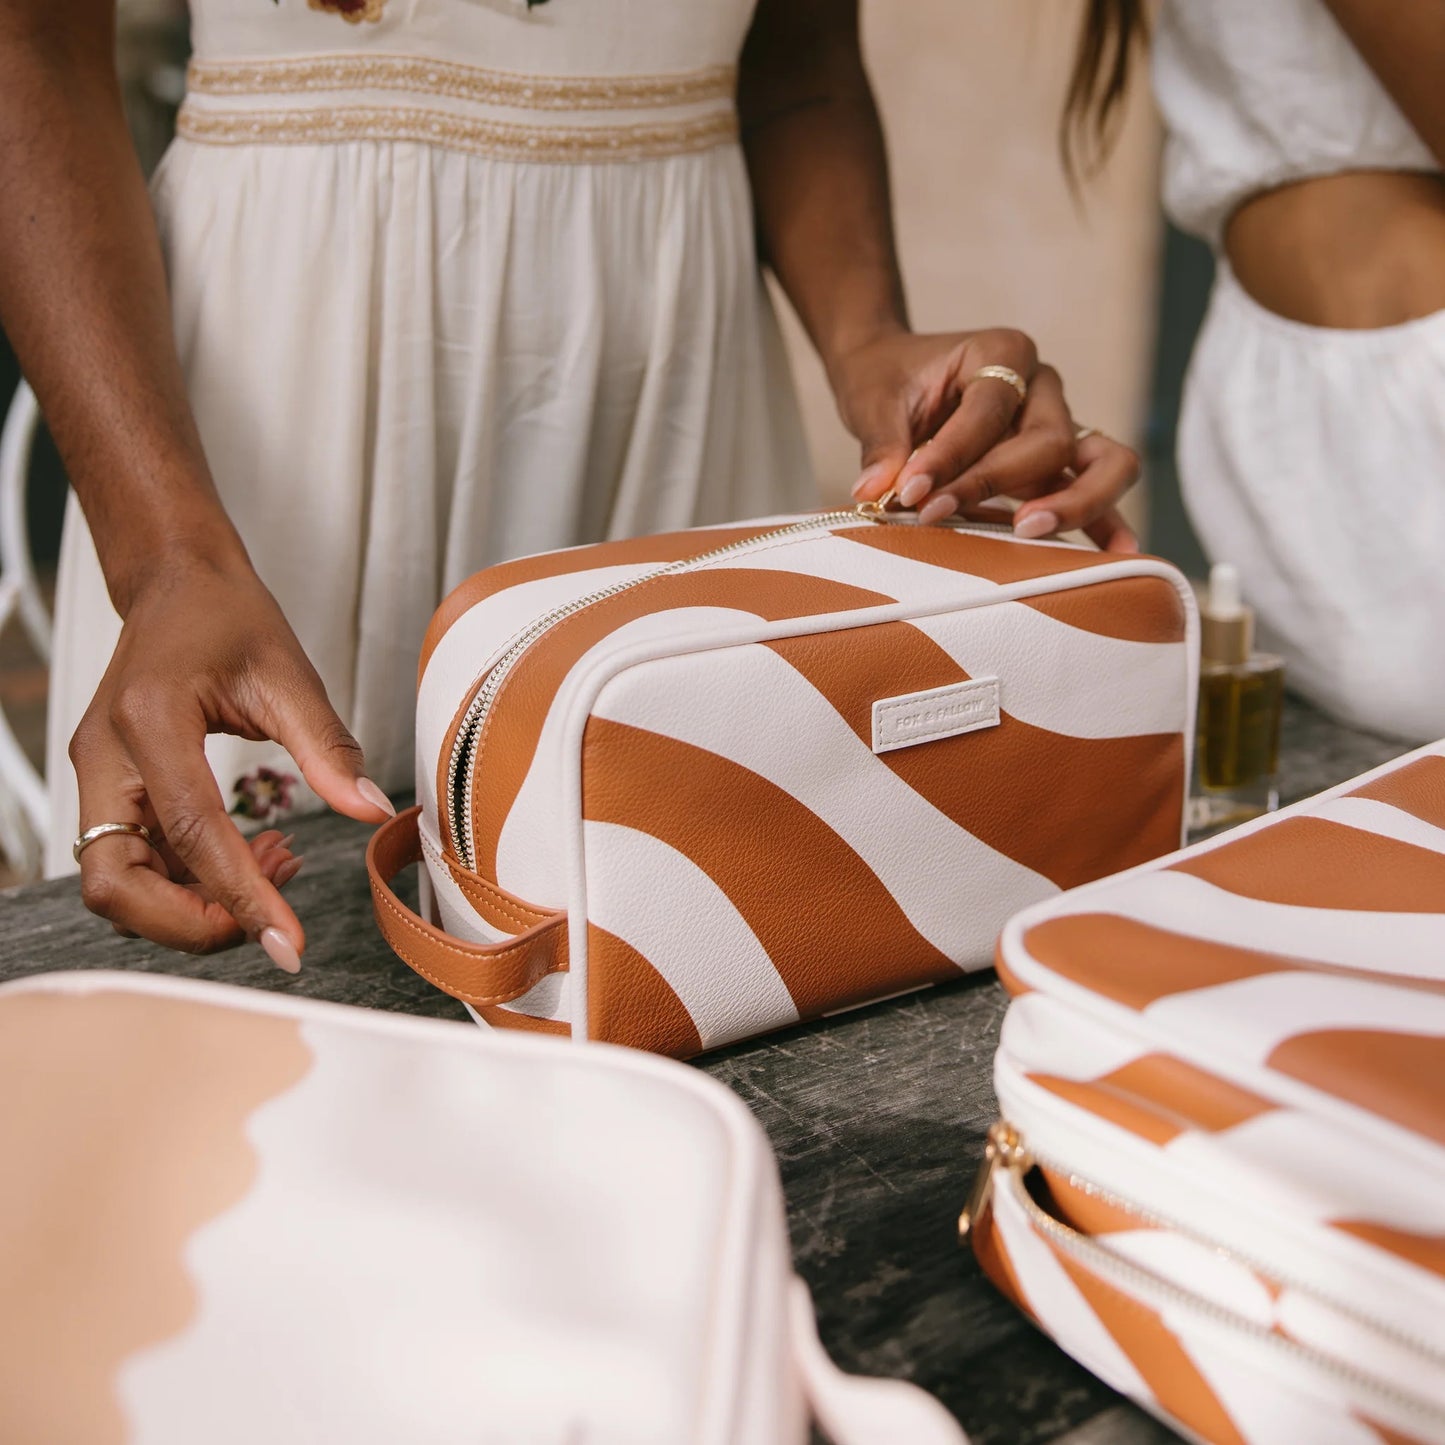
1193, 563, 1284, 831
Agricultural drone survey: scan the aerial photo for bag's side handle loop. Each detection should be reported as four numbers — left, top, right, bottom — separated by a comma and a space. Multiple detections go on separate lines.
789, 1279, 969, 1445
366, 807, 568, 1006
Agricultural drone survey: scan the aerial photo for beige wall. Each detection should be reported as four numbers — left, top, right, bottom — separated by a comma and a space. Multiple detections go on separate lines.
775, 2, 1163, 533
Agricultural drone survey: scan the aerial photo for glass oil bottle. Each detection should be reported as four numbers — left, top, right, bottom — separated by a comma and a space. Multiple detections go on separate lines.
1192, 563, 1284, 832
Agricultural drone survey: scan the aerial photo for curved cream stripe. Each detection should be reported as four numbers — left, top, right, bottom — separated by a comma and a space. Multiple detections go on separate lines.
1165, 1113, 1445, 1240
1102, 1231, 1276, 1326
1275, 1291, 1445, 1413
1309, 796, 1445, 856
419, 823, 512, 945
1144, 972, 1445, 1065
417, 562, 663, 819
1177, 1329, 1393, 1445
990, 1178, 1154, 1401
494, 606, 767, 902
911, 606, 1187, 740
582, 820, 799, 1048
1000, 991, 1160, 1081
589, 643, 1053, 961
1049, 871, 1445, 979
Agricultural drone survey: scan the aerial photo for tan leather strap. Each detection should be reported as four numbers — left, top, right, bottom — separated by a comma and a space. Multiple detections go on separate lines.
366, 807, 569, 1006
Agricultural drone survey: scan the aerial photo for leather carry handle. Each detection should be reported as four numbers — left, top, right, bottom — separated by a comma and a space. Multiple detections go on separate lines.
366, 807, 569, 1007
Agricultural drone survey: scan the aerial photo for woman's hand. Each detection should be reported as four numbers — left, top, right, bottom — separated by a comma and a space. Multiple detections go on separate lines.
834, 327, 1141, 552
69, 553, 393, 967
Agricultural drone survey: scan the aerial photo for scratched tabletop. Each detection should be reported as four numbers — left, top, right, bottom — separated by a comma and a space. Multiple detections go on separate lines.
0, 695, 1402, 1443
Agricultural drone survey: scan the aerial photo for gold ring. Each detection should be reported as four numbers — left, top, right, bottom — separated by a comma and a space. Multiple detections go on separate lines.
73, 821, 160, 864
1075, 425, 1099, 441
968, 365, 1028, 404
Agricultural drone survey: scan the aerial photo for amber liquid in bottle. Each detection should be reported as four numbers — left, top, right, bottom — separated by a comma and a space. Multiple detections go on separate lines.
1191, 565, 1284, 833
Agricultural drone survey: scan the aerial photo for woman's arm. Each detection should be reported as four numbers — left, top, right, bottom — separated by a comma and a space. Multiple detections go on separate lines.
1318, 2, 1445, 166
737, 0, 1140, 547
0, 1, 389, 961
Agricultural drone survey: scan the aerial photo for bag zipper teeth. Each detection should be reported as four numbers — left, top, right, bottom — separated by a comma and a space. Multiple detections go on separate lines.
446, 504, 1019, 864
962, 1121, 1445, 1412
445, 510, 847, 867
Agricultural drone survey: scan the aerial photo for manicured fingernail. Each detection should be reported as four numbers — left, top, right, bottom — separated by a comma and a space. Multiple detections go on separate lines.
278, 834, 295, 851
257, 846, 287, 880
357, 777, 395, 817
918, 494, 958, 525
1014, 510, 1060, 540
274, 856, 305, 889
898, 473, 934, 508
260, 926, 301, 975
851, 463, 891, 500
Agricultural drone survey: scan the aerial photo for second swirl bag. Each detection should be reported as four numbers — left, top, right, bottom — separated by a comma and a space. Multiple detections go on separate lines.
369, 507, 1198, 1056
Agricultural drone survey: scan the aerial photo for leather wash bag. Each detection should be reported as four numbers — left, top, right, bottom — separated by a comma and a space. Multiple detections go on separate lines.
0, 970, 965, 1445
369, 505, 1198, 1056
968, 740, 1445, 1444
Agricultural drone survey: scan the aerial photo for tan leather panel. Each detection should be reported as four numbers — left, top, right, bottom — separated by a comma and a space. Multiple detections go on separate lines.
0, 990, 311, 1444
1022, 915, 1299, 1006
971, 1206, 1039, 1324
587, 924, 704, 1058
839, 523, 1119, 583
1025, 1073, 1185, 1147
1171, 817, 1445, 913
1022, 575, 1188, 645
417, 525, 775, 680
1267, 1030, 1445, 1147
1053, 1249, 1249, 1445
1108, 1055, 1275, 1135
1349, 755, 1445, 832
472, 566, 894, 878
993, 939, 1034, 998
367, 807, 569, 1007
1021, 912, 1445, 1008
581, 717, 958, 1017
767, 624, 1185, 889
1332, 1221, 1445, 1281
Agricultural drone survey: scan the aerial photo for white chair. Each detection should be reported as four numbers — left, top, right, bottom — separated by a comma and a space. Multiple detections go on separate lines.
0, 380, 53, 878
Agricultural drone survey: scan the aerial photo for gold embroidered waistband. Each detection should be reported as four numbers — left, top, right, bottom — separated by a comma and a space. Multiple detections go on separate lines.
186, 54, 737, 112
175, 102, 740, 164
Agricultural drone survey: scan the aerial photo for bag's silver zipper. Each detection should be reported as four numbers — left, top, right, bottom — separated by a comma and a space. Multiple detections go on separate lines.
960, 1121, 1445, 1424
445, 497, 1013, 868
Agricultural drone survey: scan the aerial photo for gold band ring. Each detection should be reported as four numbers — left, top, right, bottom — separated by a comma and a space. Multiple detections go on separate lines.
968, 365, 1028, 404
1075, 425, 1100, 441
73, 821, 161, 865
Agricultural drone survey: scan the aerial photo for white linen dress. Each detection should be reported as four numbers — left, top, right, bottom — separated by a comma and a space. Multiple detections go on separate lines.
45, 0, 815, 875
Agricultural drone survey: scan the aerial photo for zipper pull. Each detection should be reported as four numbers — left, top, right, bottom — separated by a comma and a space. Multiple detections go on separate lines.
958, 1120, 1030, 1243
854, 487, 900, 521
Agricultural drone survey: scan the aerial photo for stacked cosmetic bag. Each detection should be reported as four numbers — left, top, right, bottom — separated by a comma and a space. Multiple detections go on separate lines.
968, 740, 1445, 1444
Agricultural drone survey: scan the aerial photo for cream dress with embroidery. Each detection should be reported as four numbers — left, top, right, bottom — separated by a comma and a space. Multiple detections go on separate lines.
44, 0, 816, 875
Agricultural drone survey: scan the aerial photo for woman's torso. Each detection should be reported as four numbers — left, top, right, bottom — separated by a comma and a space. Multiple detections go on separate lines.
1154, 0, 1445, 328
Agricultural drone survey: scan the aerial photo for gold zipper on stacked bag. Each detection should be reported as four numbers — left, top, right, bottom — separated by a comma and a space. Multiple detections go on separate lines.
960, 1119, 1445, 1425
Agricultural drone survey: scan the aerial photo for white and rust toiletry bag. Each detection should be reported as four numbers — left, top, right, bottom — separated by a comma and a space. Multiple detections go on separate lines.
370, 506, 1197, 1056
0, 970, 964, 1445
969, 740, 1445, 1444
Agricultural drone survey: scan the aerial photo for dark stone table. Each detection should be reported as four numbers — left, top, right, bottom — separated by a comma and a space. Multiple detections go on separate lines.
0, 696, 1404, 1443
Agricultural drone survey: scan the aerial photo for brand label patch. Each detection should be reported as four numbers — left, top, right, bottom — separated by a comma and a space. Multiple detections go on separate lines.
872, 677, 1001, 753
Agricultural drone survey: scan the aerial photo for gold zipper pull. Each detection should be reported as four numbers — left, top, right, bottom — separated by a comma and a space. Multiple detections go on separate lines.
854, 487, 900, 520
958, 1120, 1030, 1243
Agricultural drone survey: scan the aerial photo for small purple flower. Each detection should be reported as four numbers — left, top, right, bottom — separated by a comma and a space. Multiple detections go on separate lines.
232, 767, 299, 824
